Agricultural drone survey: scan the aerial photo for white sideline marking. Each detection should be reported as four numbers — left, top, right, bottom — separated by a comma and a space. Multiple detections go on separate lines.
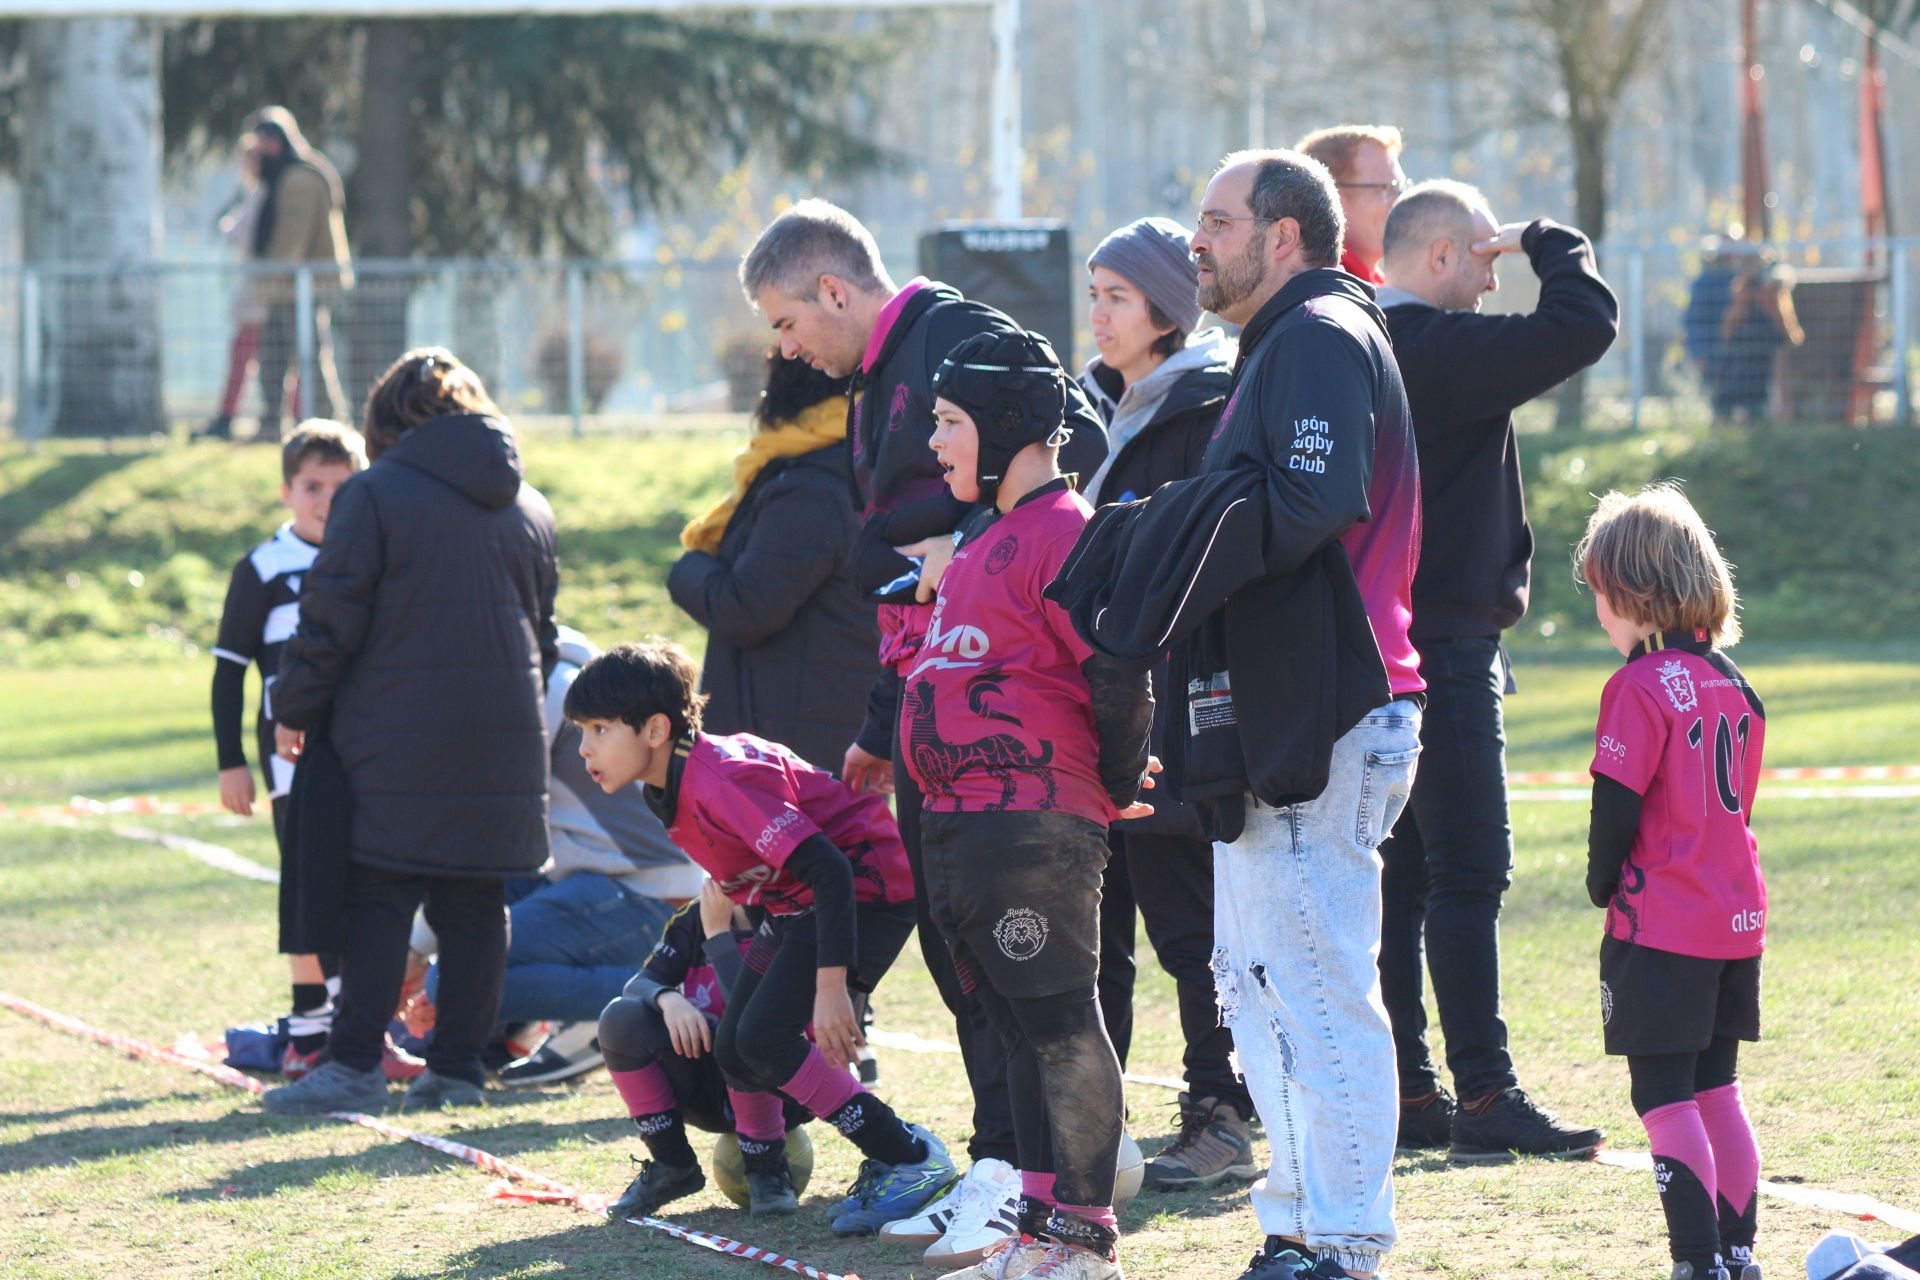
109, 823, 280, 884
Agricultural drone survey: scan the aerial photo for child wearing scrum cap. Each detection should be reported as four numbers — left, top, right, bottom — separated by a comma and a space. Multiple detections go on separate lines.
899, 329, 1156, 1280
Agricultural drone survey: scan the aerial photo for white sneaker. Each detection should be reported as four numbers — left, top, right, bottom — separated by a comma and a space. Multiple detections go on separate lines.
1024, 1241, 1123, 1279
922, 1157, 1022, 1267
880, 1155, 1015, 1250
936, 1233, 1051, 1280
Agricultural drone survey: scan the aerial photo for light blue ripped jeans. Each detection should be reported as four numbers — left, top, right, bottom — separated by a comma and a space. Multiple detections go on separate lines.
1212, 699, 1421, 1276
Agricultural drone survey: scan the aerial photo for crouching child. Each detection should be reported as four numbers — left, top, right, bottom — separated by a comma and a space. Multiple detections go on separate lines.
567, 642, 956, 1233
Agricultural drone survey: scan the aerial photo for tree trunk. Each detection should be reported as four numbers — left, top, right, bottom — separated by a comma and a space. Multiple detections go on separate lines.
344, 19, 416, 405
22, 19, 163, 437
1557, 109, 1611, 429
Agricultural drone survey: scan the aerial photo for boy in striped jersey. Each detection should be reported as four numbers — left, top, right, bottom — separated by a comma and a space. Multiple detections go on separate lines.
212, 420, 367, 1071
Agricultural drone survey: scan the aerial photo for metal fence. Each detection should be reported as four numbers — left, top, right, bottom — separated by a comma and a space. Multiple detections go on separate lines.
1, 238, 1915, 439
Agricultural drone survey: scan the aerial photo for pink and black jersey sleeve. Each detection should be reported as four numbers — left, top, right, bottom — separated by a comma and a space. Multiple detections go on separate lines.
693, 752, 825, 871
1590, 672, 1667, 795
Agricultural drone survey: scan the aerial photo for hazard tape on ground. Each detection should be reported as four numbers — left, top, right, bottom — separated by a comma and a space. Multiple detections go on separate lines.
0, 991, 860, 1280
1509, 765, 1920, 787
0, 794, 230, 821
1511, 785, 1920, 803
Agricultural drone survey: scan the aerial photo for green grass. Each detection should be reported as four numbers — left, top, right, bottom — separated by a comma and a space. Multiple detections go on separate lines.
2, 427, 1918, 1276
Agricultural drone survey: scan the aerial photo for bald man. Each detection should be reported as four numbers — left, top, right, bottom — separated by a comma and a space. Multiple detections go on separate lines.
1297, 125, 1406, 284
1374, 180, 1618, 1163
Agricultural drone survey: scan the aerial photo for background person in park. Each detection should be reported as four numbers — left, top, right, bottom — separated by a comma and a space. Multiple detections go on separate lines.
211, 420, 366, 1077
261, 348, 560, 1117
740, 198, 1108, 1267
1576, 484, 1768, 1280
204, 134, 269, 441
669, 351, 878, 775
247, 106, 352, 434
1372, 179, 1617, 1160
1077, 216, 1254, 1194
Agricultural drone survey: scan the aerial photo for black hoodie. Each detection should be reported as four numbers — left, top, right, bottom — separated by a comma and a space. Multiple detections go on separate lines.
275, 413, 560, 878
1382, 219, 1617, 639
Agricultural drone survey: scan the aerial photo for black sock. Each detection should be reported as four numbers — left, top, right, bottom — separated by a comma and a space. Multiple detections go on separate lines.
289, 982, 331, 1053
1655, 1154, 1724, 1275
1045, 1210, 1118, 1261
635, 1109, 697, 1167
1017, 1196, 1053, 1238
1717, 1193, 1756, 1269
738, 1134, 788, 1172
825, 1091, 923, 1166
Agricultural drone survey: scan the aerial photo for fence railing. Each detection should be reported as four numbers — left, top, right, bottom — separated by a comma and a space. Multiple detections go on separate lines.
2, 238, 1914, 439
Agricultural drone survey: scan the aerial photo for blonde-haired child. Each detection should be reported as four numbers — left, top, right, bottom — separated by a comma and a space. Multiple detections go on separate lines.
1575, 483, 1765, 1280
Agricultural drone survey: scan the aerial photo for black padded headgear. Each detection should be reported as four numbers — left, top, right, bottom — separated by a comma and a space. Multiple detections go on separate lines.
929, 330, 1072, 501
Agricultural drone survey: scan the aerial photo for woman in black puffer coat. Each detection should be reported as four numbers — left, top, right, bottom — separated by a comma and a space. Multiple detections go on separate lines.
265, 347, 558, 1114
668, 353, 877, 773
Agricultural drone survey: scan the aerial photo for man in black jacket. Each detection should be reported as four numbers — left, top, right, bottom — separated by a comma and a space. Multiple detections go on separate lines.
739, 200, 1108, 1267
1373, 180, 1617, 1161
1131, 150, 1424, 1280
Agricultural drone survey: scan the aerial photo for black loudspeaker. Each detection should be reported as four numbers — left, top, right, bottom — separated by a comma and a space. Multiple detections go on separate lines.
917, 221, 1074, 367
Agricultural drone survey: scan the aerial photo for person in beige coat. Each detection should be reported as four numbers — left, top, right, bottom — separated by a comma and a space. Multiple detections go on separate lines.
249, 106, 353, 433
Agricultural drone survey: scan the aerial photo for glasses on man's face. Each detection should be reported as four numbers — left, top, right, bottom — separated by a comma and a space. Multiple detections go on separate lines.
1337, 178, 1408, 197
1196, 211, 1276, 236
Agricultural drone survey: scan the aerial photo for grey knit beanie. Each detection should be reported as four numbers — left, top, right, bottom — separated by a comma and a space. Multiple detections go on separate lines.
1088, 216, 1202, 337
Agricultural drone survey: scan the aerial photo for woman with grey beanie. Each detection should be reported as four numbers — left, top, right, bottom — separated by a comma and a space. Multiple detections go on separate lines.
1079, 216, 1258, 1196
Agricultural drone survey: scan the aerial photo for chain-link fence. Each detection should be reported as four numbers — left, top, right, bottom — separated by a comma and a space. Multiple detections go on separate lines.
2, 239, 1915, 439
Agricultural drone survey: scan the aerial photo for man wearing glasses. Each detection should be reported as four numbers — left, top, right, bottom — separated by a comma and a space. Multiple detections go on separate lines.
1297, 125, 1407, 285
1180, 150, 1424, 1280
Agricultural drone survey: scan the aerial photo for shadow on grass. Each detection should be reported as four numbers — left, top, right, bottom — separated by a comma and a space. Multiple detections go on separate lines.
0, 1091, 210, 1131
0, 452, 144, 556
0, 1111, 290, 1177
165, 1145, 440, 1202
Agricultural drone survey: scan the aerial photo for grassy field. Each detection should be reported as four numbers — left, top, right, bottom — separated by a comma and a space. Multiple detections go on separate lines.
2, 426, 1918, 1278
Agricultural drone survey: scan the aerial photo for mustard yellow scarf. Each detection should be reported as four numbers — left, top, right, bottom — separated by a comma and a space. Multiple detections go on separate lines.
680, 398, 848, 553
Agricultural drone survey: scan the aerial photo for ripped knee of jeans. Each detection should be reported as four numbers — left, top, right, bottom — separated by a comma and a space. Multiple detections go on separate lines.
1211, 946, 1240, 1027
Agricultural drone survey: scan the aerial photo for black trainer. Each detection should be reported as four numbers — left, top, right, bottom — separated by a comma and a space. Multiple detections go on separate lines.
1396, 1085, 1455, 1151
1449, 1086, 1604, 1163
1668, 1263, 1733, 1280
1233, 1237, 1317, 1279
743, 1148, 799, 1217
604, 1156, 704, 1223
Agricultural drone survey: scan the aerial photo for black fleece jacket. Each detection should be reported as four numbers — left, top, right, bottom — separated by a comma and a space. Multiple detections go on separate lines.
846, 280, 1108, 597
1383, 219, 1617, 639
274, 414, 558, 878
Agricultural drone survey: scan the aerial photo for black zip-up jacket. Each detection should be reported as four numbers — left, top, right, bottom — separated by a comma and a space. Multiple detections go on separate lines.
846, 280, 1109, 760
274, 413, 559, 878
1080, 359, 1230, 837
1045, 467, 1387, 840
1050, 267, 1407, 835
1382, 219, 1617, 639
668, 443, 878, 774
846, 280, 1109, 595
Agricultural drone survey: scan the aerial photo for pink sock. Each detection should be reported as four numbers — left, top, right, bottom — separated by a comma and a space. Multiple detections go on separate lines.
1056, 1202, 1119, 1233
609, 1064, 678, 1118
780, 1046, 860, 1119
1696, 1083, 1760, 1216
1642, 1100, 1718, 1194
1020, 1170, 1057, 1207
729, 1087, 788, 1143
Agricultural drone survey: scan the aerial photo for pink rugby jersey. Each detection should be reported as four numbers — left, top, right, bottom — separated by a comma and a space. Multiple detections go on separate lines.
900, 481, 1113, 824
1590, 631, 1768, 959
665, 733, 914, 915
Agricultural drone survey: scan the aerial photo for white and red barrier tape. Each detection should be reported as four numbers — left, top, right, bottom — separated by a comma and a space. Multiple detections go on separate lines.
1509, 764, 1920, 787
0, 991, 860, 1280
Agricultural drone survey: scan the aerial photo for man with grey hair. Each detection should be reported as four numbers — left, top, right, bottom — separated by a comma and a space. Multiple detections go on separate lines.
1149, 148, 1424, 1280
740, 199, 1107, 1269
1375, 180, 1616, 1162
